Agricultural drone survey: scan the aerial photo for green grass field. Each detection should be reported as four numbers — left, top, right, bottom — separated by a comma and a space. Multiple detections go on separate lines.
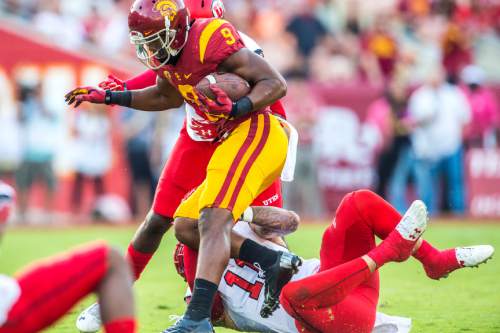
1, 221, 500, 333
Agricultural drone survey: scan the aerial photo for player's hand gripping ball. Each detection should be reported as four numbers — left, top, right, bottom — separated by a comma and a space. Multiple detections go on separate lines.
99, 75, 126, 91
195, 73, 250, 119
65, 86, 106, 108
196, 84, 234, 119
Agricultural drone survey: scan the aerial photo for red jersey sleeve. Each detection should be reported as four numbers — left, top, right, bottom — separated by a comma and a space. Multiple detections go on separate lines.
125, 70, 157, 90
199, 19, 245, 67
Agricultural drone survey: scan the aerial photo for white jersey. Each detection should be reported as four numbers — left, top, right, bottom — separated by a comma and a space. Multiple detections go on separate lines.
217, 222, 412, 333
0, 274, 20, 326
184, 32, 262, 142
218, 222, 318, 333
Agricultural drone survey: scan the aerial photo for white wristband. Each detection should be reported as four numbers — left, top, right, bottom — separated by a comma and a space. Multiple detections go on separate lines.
242, 207, 254, 223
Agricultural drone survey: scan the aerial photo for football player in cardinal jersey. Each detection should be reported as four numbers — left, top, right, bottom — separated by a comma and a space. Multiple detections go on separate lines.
0, 182, 138, 333
172, 191, 493, 333
75, 1, 294, 331
66, 0, 299, 331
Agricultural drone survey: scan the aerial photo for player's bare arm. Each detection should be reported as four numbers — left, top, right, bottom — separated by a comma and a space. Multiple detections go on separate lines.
128, 76, 184, 111
65, 75, 183, 111
218, 48, 287, 114
174, 206, 299, 253
246, 206, 299, 239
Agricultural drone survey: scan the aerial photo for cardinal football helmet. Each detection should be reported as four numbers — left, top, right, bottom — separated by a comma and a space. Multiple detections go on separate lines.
129, 0, 191, 69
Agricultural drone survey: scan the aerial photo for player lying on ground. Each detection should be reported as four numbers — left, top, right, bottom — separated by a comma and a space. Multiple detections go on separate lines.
78, 190, 494, 333
171, 190, 494, 332
66, 0, 299, 331
0, 182, 137, 333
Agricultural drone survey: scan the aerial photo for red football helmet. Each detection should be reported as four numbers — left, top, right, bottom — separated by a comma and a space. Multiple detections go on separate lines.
186, 0, 225, 19
129, 0, 191, 69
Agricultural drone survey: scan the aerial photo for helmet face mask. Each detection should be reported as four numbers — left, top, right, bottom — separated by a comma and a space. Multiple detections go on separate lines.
130, 22, 177, 69
129, 0, 190, 70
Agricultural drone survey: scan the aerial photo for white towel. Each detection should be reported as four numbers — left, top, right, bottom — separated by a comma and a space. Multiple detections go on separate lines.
373, 312, 412, 333
278, 118, 298, 182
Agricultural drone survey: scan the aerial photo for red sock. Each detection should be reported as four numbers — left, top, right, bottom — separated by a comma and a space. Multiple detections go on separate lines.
281, 258, 371, 310
414, 240, 460, 279
126, 244, 154, 280
104, 317, 137, 333
367, 230, 416, 267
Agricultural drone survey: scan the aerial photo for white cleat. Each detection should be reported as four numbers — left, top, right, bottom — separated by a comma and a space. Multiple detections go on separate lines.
456, 245, 494, 268
396, 200, 428, 241
76, 302, 102, 333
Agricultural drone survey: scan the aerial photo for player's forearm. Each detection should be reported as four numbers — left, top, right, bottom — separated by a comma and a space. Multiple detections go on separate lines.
248, 206, 299, 237
219, 48, 287, 115
128, 88, 176, 111
246, 77, 287, 112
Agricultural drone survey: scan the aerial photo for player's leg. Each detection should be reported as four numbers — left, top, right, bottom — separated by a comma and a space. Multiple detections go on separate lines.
127, 132, 215, 280
174, 175, 286, 250
253, 179, 283, 208
97, 247, 136, 333
1, 242, 136, 333
280, 200, 428, 333
167, 113, 296, 330
352, 189, 494, 279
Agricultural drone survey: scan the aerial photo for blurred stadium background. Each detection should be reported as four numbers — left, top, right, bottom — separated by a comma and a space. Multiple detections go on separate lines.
1, 0, 500, 332
1, 0, 500, 222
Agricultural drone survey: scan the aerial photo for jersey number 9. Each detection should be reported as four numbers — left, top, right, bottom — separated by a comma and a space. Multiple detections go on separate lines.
221, 27, 236, 45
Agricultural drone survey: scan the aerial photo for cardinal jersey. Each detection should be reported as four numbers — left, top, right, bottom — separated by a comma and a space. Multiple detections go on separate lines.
157, 18, 249, 141
218, 223, 320, 333
183, 31, 268, 141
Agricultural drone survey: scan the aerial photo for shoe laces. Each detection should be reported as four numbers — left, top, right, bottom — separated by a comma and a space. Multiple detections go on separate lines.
168, 315, 183, 325
253, 263, 265, 278
162, 316, 196, 333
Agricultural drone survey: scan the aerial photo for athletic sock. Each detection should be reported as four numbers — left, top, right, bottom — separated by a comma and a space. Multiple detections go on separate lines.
367, 230, 415, 268
126, 244, 154, 280
185, 278, 218, 321
238, 239, 279, 269
104, 317, 137, 333
413, 240, 460, 279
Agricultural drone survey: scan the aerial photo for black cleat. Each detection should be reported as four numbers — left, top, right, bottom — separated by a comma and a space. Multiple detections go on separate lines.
260, 251, 302, 318
162, 317, 214, 333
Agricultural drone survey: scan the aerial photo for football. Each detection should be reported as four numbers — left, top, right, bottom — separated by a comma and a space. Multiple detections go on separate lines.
196, 72, 250, 101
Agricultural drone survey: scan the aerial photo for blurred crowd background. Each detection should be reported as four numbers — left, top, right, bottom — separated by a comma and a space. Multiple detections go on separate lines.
0, 0, 499, 223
